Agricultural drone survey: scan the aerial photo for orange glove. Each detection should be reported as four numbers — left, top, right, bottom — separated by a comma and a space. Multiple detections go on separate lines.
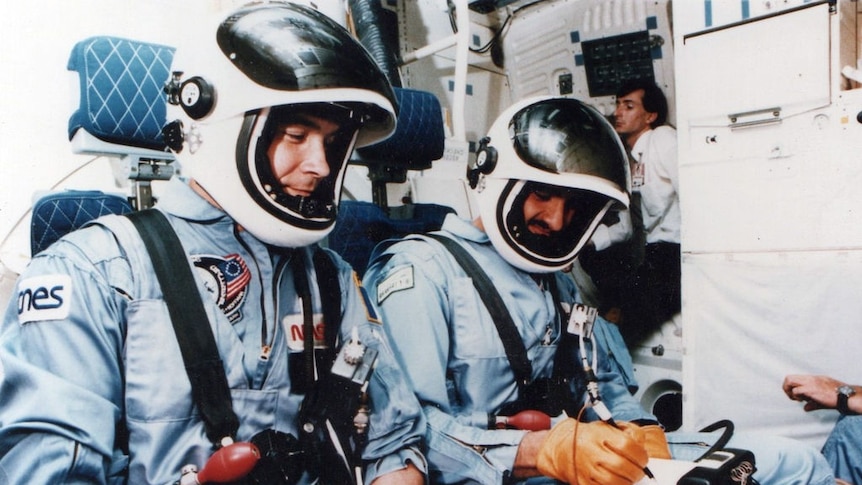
536, 419, 648, 485
640, 424, 671, 459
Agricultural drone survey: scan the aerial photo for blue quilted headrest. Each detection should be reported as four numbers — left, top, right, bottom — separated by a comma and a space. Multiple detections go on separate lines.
354, 87, 445, 170
30, 191, 133, 256
67, 36, 174, 151
329, 200, 453, 276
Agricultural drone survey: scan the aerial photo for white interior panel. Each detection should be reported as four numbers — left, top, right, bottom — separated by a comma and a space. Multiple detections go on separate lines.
679, 3, 831, 126
682, 251, 862, 448
681, 107, 862, 253
502, 0, 675, 119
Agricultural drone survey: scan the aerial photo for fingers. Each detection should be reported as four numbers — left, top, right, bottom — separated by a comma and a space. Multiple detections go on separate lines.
788, 384, 808, 402
782, 375, 797, 398
604, 432, 648, 468
586, 437, 647, 485
783, 375, 847, 410
573, 421, 649, 485
783, 374, 811, 400
803, 401, 825, 412
599, 426, 649, 483
586, 461, 646, 485
783, 374, 816, 401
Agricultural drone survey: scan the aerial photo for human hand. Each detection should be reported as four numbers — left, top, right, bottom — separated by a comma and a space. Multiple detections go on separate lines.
536, 418, 648, 485
782, 374, 844, 411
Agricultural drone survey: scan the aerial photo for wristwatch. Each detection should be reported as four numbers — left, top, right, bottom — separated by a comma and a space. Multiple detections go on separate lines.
836, 385, 857, 415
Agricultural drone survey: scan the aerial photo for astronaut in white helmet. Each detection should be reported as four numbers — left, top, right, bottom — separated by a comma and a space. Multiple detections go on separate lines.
0, 3, 426, 484
163, 1, 399, 247
364, 96, 835, 485
467, 96, 630, 273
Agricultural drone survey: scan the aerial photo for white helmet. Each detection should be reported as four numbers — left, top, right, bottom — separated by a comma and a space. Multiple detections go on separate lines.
468, 96, 630, 273
163, 2, 397, 247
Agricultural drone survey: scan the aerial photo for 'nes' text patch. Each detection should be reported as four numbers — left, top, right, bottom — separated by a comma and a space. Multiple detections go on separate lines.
17, 274, 72, 324
376, 265, 414, 304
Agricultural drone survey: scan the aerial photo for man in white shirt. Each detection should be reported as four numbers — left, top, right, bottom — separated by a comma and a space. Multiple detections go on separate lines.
584, 79, 680, 345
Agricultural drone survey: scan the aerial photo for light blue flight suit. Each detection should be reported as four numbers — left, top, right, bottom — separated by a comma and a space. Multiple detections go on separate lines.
0, 178, 426, 484
364, 214, 834, 485
822, 415, 862, 484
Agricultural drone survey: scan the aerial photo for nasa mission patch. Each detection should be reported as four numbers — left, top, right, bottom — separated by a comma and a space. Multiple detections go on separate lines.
193, 253, 251, 323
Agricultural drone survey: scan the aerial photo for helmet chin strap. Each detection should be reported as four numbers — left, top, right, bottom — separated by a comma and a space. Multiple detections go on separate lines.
293, 194, 336, 219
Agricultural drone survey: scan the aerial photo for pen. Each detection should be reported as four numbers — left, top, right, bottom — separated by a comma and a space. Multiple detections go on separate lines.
574, 305, 657, 482
590, 396, 656, 481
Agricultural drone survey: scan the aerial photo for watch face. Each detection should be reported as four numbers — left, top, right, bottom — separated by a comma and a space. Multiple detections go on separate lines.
838, 385, 856, 396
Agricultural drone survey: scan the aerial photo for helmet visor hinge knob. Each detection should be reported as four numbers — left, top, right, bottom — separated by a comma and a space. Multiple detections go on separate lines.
164, 71, 184, 106
162, 120, 185, 153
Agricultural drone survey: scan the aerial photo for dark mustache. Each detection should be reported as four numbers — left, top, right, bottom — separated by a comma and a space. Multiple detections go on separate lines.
527, 219, 553, 234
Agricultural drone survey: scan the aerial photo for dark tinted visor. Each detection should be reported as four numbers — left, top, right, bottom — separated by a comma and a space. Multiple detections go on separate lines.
217, 3, 396, 118
509, 98, 627, 188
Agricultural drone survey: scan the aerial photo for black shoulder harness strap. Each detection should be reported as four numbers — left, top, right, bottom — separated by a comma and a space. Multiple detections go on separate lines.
545, 275, 579, 380
290, 246, 343, 391
312, 248, 342, 352
126, 209, 240, 445
126, 209, 343, 445
424, 233, 533, 390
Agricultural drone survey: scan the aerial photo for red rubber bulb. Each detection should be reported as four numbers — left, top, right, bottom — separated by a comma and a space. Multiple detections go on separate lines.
506, 410, 551, 431
196, 442, 261, 484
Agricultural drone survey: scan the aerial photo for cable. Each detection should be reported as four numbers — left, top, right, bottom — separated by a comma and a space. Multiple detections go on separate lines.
572, 304, 655, 481
0, 155, 102, 251
445, 1, 513, 55
470, 14, 513, 54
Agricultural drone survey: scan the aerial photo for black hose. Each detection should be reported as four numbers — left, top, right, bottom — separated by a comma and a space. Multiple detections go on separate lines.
349, 0, 402, 87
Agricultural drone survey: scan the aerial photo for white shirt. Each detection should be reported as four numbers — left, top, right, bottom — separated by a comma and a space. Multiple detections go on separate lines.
630, 125, 680, 244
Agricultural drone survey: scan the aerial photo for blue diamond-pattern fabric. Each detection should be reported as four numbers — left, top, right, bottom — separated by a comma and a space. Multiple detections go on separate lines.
356, 87, 445, 168
328, 200, 453, 276
67, 36, 174, 151
30, 191, 133, 256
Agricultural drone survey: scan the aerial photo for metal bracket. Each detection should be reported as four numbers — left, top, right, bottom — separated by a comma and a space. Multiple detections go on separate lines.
728, 107, 782, 130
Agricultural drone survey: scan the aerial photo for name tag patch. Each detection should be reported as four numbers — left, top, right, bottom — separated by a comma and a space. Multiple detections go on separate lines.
17, 274, 72, 324
376, 265, 414, 304
283, 312, 327, 351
